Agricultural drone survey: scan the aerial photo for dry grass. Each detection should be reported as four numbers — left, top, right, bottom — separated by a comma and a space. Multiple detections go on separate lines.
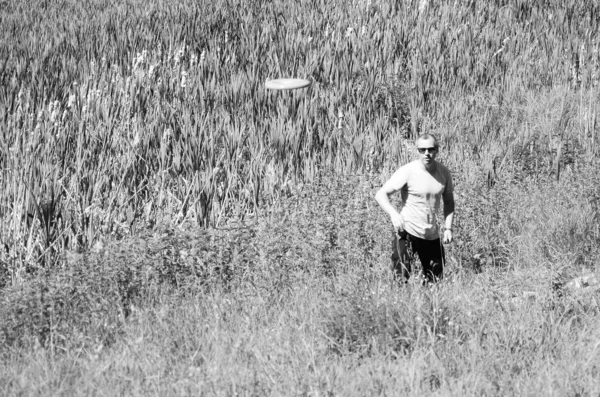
1, 0, 600, 395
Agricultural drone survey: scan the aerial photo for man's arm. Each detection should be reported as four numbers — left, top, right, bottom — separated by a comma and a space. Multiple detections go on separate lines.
375, 181, 405, 232
442, 191, 455, 243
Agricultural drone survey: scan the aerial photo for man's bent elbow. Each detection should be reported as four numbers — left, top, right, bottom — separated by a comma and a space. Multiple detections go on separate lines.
375, 188, 390, 206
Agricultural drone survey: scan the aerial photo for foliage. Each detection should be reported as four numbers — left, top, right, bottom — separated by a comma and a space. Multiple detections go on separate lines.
2, 0, 600, 275
0, 223, 247, 353
1, 0, 600, 395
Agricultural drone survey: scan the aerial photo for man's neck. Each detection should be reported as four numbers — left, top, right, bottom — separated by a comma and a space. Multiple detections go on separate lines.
424, 161, 438, 173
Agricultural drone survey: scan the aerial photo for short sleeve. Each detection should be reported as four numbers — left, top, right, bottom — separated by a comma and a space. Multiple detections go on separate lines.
383, 166, 410, 192
443, 168, 454, 195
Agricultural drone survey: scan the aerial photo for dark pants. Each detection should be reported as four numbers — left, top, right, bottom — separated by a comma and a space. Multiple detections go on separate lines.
391, 231, 445, 282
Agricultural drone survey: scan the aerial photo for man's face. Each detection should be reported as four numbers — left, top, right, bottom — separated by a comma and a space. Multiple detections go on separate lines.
416, 137, 438, 166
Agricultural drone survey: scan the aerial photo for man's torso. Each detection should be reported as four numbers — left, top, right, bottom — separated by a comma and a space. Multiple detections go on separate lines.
394, 160, 452, 239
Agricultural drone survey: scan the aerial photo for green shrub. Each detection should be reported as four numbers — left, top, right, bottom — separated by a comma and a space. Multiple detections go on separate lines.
0, 223, 247, 353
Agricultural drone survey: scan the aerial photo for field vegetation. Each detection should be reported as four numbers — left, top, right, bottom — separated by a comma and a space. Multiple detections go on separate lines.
1, 0, 600, 395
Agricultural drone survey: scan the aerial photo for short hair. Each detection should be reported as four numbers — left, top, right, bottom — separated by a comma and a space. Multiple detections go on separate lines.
416, 133, 439, 148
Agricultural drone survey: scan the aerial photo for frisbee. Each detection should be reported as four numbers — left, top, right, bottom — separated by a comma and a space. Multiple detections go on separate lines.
265, 78, 311, 91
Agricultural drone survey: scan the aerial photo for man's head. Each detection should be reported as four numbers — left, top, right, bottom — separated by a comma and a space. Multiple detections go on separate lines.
415, 134, 439, 169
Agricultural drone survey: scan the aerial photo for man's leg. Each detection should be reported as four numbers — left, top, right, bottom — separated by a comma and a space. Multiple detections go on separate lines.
391, 231, 412, 280
412, 237, 445, 283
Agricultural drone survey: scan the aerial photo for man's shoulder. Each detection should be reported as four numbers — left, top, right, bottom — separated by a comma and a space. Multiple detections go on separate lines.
391, 160, 421, 176
435, 162, 454, 192
388, 160, 419, 184
398, 160, 421, 171
436, 162, 453, 177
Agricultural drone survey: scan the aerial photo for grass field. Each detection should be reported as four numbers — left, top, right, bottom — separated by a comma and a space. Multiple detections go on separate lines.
1, 0, 600, 395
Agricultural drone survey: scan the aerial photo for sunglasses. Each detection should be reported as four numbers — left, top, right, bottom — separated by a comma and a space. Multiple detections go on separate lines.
417, 147, 437, 154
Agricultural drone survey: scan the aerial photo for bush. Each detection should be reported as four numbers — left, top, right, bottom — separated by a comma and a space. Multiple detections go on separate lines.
0, 223, 246, 353
323, 280, 460, 357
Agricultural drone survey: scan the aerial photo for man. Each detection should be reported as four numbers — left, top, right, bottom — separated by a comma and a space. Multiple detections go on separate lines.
375, 134, 455, 282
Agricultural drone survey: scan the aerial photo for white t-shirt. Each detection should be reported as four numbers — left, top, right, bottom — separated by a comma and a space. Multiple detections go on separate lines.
383, 160, 453, 240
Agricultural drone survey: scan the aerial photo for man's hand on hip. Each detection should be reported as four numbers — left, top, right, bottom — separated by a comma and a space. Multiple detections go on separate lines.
391, 213, 405, 234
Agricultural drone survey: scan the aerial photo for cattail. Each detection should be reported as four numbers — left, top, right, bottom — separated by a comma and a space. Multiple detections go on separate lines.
133, 131, 140, 147
67, 94, 75, 109
592, 40, 598, 87
49, 100, 60, 123
212, 164, 225, 180
174, 45, 185, 65
162, 128, 172, 142
133, 53, 141, 70
571, 56, 581, 89
181, 70, 187, 88
224, 31, 229, 44
136, 51, 146, 69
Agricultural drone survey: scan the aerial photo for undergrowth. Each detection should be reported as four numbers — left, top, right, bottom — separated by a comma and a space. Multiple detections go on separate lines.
1, 0, 600, 393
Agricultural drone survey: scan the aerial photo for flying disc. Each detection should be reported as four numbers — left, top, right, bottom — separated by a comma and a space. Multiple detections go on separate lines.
265, 78, 311, 91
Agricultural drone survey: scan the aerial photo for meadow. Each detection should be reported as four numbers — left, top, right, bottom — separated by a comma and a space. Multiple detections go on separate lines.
1, 0, 600, 395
